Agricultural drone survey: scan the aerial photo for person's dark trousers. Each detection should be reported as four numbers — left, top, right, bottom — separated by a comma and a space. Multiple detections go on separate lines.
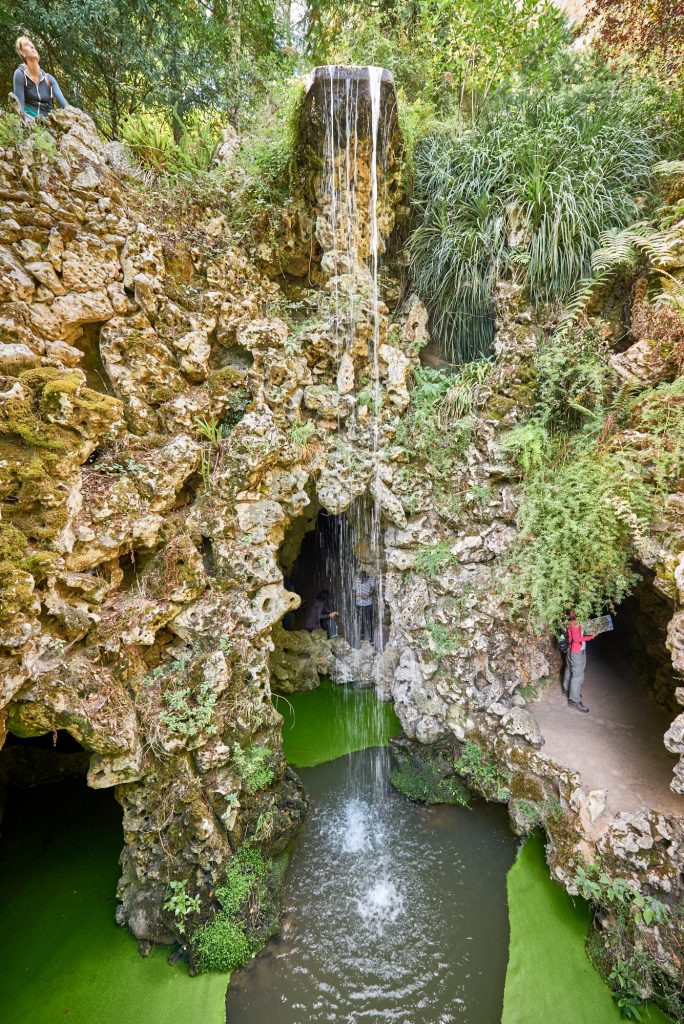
357, 605, 373, 642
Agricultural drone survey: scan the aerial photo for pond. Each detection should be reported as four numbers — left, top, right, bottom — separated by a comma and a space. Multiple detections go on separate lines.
228, 691, 517, 1023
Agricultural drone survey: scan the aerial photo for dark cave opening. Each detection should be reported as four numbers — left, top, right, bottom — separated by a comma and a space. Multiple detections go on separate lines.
279, 494, 389, 650
612, 569, 680, 716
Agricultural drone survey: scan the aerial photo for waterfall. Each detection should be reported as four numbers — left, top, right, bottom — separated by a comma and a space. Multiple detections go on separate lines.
313, 66, 393, 704
367, 65, 387, 700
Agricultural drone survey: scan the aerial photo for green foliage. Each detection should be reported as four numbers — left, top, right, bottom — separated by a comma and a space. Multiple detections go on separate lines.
413, 541, 455, 575
504, 445, 647, 631
232, 744, 275, 795
420, 0, 570, 111
163, 879, 201, 936
225, 79, 305, 243
0, 111, 23, 148
160, 678, 218, 739
534, 326, 617, 432
395, 367, 473, 483
120, 107, 221, 178
309, 0, 568, 114
410, 82, 659, 358
194, 416, 225, 445
0, 0, 290, 138
290, 419, 317, 453
423, 617, 461, 657
391, 756, 470, 806
191, 844, 277, 973
502, 330, 684, 631
454, 739, 509, 795
574, 863, 669, 929
147, 649, 219, 739
578, 859, 680, 1020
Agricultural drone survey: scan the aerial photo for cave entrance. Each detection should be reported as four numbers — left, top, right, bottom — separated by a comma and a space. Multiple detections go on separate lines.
279, 492, 390, 652
0, 730, 124, 1000
534, 572, 684, 817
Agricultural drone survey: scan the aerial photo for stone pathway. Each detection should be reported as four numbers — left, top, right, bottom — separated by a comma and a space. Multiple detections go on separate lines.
533, 634, 684, 819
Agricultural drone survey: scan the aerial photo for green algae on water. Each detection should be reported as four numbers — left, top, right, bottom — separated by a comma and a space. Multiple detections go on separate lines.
277, 678, 401, 768
0, 781, 227, 1024
502, 831, 672, 1024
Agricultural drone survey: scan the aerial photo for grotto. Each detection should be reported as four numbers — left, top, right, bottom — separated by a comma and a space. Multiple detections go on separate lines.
1, 7, 684, 1024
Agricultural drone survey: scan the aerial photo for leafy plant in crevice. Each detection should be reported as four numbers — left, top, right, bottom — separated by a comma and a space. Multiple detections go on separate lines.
232, 743, 275, 795
394, 366, 474, 486
410, 85, 659, 359
413, 540, 455, 576
191, 845, 283, 973
454, 739, 509, 797
576, 861, 681, 1022
164, 879, 201, 935
422, 616, 461, 658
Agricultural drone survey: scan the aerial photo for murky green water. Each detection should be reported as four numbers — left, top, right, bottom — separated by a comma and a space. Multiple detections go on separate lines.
227, 747, 517, 1024
0, 781, 226, 1024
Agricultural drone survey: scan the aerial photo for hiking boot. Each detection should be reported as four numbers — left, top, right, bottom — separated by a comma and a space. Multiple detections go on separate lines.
568, 700, 590, 714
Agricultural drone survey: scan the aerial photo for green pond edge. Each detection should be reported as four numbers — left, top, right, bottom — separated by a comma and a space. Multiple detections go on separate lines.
0, 682, 670, 1023
503, 831, 671, 1024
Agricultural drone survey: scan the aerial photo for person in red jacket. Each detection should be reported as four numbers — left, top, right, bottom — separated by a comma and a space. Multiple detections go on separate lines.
563, 611, 596, 713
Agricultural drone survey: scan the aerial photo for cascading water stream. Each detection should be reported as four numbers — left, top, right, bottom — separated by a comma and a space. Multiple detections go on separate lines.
227, 68, 517, 1022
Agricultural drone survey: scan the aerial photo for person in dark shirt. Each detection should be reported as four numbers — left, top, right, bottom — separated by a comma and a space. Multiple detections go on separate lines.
305, 590, 338, 638
13, 35, 68, 120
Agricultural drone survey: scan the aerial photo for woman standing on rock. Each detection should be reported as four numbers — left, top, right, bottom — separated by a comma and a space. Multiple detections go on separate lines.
12, 35, 68, 120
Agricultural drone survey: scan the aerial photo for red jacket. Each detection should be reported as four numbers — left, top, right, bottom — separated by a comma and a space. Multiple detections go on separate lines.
567, 622, 596, 654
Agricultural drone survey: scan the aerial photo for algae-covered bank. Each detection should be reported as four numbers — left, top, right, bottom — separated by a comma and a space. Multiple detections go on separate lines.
0, 782, 226, 1024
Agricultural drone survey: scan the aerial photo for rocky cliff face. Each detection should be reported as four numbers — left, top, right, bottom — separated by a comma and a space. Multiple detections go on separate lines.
1, 78, 683, 993
0, 85, 419, 952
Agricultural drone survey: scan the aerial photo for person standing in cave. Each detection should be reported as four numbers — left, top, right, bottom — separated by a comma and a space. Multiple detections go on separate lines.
305, 590, 338, 638
563, 611, 596, 713
352, 570, 375, 644
12, 36, 68, 121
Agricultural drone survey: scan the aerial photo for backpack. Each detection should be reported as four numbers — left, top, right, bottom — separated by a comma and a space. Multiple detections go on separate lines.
557, 630, 569, 654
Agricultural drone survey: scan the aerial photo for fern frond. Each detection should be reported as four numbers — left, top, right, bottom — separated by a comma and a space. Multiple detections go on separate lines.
653, 160, 684, 178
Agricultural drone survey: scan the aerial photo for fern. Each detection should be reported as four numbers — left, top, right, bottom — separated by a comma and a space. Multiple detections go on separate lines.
591, 224, 681, 275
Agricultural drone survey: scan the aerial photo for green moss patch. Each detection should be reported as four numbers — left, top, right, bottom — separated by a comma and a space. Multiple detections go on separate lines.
190, 846, 287, 973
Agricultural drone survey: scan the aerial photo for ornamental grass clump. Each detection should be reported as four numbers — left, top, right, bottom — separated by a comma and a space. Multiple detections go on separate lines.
410, 85, 659, 359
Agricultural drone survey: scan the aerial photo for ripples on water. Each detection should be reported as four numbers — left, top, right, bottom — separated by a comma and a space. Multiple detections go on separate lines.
227, 747, 516, 1024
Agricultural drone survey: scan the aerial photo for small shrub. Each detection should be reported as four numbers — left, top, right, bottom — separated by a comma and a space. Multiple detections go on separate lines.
164, 879, 201, 935
232, 744, 275, 795
454, 739, 509, 795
